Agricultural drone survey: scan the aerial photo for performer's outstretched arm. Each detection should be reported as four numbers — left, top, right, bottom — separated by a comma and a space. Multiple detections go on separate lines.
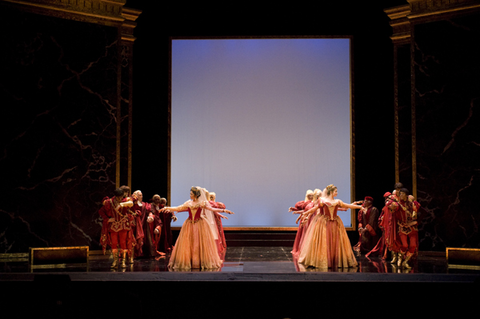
160, 204, 187, 213
340, 202, 363, 210
203, 201, 234, 215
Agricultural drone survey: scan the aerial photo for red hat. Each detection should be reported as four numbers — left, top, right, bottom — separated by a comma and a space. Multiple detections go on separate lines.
383, 192, 391, 198
364, 196, 373, 202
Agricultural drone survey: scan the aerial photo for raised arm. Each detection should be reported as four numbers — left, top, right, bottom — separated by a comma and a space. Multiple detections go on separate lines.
339, 201, 363, 210
292, 209, 304, 215
304, 200, 324, 216
160, 202, 188, 213
203, 201, 234, 215
213, 210, 229, 220
119, 200, 133, 208
303, 205, 318, 217
339, 201, 364, 211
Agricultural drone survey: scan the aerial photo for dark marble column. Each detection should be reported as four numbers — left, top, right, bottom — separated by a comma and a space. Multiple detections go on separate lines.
413, 15, 480, 250
0, 1, 140, 253
386, 1, 480, 250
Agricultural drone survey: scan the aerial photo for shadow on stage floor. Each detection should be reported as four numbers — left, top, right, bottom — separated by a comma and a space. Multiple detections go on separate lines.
1, 246, 479, 318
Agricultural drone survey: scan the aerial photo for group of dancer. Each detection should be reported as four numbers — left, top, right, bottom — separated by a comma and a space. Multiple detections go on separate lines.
289, 182, 420, 269
374, 183, 421, 269
99, 185, 233, 270
99, 182, 419, 271
99, 185, 173, 268
289, 184, 363, 269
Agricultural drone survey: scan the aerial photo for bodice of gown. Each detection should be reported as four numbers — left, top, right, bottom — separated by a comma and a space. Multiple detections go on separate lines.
179, 201, 204, 222
188, 207, 203, 222
323, 201, 341, 220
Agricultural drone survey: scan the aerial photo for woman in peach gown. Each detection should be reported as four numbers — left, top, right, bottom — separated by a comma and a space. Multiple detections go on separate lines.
160, 186, 232, 270
298, 184, 362, 269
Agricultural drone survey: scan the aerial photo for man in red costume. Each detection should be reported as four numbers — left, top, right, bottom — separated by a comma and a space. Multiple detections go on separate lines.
156, 197, 176, 256
120, 185, 139, 264
365, 192, 397, 259
389, 188, 420, 268
383, 183, 404, 265
131, 190, 149, 259
148, 195, 177, 257
354, 196, 380, 253
99, 187, 134, 268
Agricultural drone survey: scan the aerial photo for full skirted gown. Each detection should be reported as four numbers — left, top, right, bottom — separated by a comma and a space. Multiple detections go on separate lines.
209, 200, 227, 260
298, 200, 358, 269
168, 200, 223, 270
291, 200, 314, 256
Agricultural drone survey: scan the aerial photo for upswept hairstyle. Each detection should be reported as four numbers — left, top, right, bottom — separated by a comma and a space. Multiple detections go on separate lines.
190, 186, 201, 199
325, 184, 337, 196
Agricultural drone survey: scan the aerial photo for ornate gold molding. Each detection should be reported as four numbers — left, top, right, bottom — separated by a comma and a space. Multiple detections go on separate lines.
386, 0, 480, 43
0, 0, 140, 27
407, 0, 480, 19
120, 7, 140, 42
385, 5, 411, 44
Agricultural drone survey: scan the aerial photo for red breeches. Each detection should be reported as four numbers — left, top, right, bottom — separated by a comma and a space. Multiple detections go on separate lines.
398, 231, 417, 254
110, 230, 128, 251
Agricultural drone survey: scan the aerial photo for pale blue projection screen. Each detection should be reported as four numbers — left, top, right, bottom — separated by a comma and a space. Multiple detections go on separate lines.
170, 38, 352, 228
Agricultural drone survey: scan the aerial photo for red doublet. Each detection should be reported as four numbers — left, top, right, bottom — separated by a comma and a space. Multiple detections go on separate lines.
102, 197, 133, 232
356, 206, 380, 253
394, 199, 420, 255
132, 201, 149, 257
99, 196, 133, 252
154, 203, 174, 254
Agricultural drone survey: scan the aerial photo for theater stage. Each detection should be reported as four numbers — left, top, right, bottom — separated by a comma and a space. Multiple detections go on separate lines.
1, 246, 479, 281
1, 247, 479, 318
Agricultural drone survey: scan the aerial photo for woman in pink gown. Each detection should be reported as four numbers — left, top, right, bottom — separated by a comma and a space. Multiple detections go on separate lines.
207, 191, 233, 260
298, 184, 362, 269
290, 189, 320, 256
161, 186, 232, 270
